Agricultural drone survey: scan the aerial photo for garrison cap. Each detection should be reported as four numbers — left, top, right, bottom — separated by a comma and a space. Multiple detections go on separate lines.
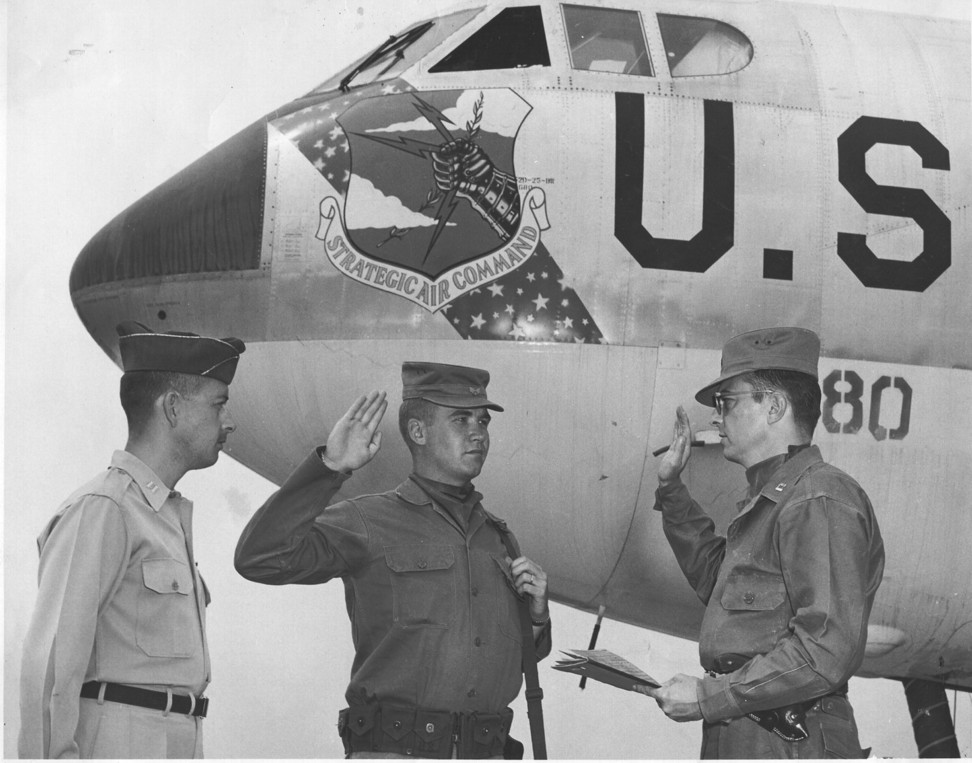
695, 327, 820, 406
116, 321, 246, 385
402, 361, 504, 412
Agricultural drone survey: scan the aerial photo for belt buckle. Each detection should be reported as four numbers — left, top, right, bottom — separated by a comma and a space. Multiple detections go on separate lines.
195, 696, 209, 718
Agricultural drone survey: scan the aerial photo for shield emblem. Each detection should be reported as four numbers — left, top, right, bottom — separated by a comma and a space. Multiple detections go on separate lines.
338, 89, 532, 279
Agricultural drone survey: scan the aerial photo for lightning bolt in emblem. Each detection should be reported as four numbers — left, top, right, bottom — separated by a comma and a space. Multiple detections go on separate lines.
355, 94, 463, 265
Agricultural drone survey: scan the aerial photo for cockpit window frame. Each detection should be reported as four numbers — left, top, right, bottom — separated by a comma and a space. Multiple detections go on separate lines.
427, 5, 552, 74
655, 12, 754, 79
560, 3, 654, 78
307, 8, 484, 95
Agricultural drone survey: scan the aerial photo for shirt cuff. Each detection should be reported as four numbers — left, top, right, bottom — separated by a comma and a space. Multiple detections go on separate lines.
533, 618, 553, 660
697, 673, 742, 723
315, 446, 353, 476
652, 478, 686, 512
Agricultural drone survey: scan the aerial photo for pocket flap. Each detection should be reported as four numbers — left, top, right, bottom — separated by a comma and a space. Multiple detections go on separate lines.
384, 545, 455, 573
820, 695, 852, 721
472, 717, 502, 744
721, 571, 785, 610
141, 558, 191, 596
414, 711, 450, 743
347, 705, 377, 737
381, 706, 415, 742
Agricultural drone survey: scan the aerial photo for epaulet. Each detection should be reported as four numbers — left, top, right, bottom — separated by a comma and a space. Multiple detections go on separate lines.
58, 466, 132, 511
39, 467, 131, 550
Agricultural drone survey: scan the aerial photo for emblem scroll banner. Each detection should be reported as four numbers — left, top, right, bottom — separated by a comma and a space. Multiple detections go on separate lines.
317, 188, 549, 312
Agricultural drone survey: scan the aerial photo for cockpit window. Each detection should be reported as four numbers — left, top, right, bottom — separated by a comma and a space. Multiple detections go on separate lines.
657, 14, 753, 77
562, 5, 652, 76
429, 6, 550, 72
309, 8, 482, 94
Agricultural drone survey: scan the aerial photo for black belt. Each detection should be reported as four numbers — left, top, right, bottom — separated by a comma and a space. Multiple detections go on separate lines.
339, 702, 514, 759
80, 681, 208, 718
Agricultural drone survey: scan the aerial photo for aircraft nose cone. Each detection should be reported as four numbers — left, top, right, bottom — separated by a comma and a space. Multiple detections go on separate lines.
71, 119, 266, 293
69, 118, 269, 358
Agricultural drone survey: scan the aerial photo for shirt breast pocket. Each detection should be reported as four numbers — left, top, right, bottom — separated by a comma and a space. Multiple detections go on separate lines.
137, 558, 197, 658
384, 545, 456, 629
720, 570, 787, 612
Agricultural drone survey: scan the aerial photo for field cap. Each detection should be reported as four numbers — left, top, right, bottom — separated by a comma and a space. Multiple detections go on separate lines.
695, 327, 820, 406
117, 321, 246, 385
402, 361, 504, 411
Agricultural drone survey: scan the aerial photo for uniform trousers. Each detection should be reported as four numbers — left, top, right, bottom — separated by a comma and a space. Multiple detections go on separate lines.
700, 694, 865, 759
77, 697, 203, 758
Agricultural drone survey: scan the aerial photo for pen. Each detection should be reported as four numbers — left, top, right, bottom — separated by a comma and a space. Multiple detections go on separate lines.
652, 441, 707, 457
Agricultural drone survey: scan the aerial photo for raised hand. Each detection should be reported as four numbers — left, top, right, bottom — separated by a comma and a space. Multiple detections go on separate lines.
658, 406, 693, 486
322, 391, 388, 474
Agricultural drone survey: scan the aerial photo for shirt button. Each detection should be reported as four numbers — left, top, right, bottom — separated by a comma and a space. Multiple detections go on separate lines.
425, 722, 435, 733
417, 560, 428, 569
743, 592, 755, 604
172, 581, 180, 591
474, 637, 482, 646
467, 689, 477, 698
471, 587, 479, 596
393, 721, 402, 729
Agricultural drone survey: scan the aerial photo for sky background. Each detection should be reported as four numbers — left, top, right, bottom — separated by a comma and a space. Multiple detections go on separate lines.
4, 0, 971, 758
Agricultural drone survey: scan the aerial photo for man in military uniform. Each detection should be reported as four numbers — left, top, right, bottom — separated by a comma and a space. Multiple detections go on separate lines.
639, 327, 884, 758
235, 362, 551, 759
18, 321, 246, 758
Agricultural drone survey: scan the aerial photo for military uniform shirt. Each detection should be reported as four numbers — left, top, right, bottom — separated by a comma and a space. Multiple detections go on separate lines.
235, 451, 551, 714
19, 450, 210, 759
654, 445, 884, 722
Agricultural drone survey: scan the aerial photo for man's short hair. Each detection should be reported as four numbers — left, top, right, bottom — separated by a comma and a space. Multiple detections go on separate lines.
119, 371, 207, 435
398, 398, 437, 453
740, 369, 821, 440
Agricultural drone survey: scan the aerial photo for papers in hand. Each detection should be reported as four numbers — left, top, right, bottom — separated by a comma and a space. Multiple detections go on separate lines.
552, 649, 661, 692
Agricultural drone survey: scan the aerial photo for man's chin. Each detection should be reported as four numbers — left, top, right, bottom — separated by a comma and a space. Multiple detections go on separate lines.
720, 441, 737, 462
192, 452, 221, 471
462, 461, 485, 481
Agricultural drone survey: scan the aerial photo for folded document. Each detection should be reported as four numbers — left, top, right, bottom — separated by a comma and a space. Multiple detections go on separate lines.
552, 649, 661, 692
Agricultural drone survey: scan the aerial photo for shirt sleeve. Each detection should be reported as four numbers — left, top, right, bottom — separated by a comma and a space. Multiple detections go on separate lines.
698, 493, 877, 721
654, 480, 727, 605
534, 618, 553, 661
234, 450, 369, 584
19, 495, 128, 759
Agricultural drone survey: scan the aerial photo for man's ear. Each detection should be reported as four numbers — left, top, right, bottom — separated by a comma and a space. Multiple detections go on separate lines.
766, 391, 788, 425
160, 390, 181, 428
407, 417, 427, 446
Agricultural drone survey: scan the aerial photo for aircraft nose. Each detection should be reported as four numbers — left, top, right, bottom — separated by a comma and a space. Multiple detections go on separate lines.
68, 118, 269, 358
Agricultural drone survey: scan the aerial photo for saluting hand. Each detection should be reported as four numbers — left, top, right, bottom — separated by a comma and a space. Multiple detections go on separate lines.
634, 673, 703, 722
658, 406, 693, 486
322, 391, 388, 474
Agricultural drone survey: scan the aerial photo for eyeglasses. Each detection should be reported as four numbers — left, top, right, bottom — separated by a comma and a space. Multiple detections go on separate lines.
712, 390, 757, 416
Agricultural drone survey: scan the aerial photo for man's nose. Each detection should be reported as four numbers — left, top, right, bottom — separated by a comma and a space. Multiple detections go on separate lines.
223, 409, 237, 433
710, 410, 723, 428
